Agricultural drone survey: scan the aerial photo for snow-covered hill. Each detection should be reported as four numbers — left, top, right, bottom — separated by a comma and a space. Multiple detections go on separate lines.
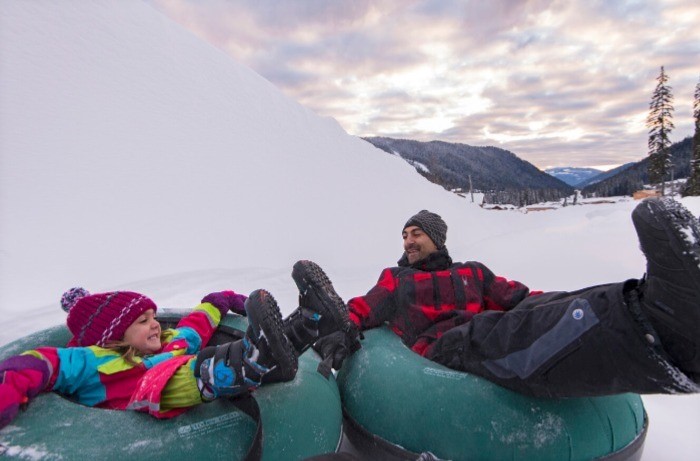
0, 0, 469, 313
0, 1, 698, 459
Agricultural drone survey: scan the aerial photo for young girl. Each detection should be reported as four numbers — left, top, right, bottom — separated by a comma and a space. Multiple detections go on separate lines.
0, 260, 355, 429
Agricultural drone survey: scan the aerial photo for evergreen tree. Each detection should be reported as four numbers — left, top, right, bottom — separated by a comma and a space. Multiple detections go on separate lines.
646, 66, 675, 195
683, 75, 700, 196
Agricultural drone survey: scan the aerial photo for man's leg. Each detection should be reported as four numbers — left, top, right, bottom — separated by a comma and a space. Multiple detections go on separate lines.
284, 260, 358, 354
429, 198, 700, 398
429, 282, 697, 397
631, 197, 700, 380
284, 260, 362, 377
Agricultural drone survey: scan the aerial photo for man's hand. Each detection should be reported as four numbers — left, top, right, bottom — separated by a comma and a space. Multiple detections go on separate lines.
313, 326, 362, 377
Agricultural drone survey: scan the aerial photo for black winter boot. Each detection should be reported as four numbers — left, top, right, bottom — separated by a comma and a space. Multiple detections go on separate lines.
631, 197, 700, 380
195, 289, 298, 400
244, 289, 298, 384
285, 260, 358, 354
195, 339, 259, 400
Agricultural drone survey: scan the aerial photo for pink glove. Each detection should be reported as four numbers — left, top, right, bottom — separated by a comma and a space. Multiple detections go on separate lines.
0, 355, 50, 429
0, 381, 24, 429
201, 291, 248, 317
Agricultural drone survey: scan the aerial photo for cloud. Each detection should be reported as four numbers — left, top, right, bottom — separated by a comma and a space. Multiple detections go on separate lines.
147, 0, 700, 169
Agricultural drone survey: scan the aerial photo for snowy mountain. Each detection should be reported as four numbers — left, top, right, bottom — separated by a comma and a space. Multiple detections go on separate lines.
577, 162, 636, 188
545, 167, 603, 187
368, 137, 572, 193
0, 1, 698, 459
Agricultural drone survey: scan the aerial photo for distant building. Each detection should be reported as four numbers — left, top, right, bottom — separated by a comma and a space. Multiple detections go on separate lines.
633, 190, 660, 200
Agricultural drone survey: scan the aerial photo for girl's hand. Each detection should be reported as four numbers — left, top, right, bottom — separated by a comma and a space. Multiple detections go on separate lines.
201, 291, 248, 317
0, 355, 50, 429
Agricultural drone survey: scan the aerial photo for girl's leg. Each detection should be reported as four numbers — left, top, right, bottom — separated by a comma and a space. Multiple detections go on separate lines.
195, 289, 298, 400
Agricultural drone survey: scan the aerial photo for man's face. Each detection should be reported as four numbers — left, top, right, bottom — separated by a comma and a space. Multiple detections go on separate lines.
402, 225, 438, 264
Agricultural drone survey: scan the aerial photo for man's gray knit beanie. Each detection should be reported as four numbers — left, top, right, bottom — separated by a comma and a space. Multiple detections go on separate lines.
403, 210, 448, 250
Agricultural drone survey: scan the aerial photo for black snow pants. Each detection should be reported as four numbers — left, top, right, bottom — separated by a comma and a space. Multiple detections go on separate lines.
428, 280, 698, 398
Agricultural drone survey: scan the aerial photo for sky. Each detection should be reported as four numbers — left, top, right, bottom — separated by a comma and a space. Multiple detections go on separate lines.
145, 0, 700, 171
1, 1, 699, 458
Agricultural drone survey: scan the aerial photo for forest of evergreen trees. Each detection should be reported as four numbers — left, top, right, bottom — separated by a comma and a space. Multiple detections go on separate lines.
582, 137, 692, 197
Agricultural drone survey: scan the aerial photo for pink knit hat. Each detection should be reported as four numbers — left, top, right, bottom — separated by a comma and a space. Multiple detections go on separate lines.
61, 287, 158, 347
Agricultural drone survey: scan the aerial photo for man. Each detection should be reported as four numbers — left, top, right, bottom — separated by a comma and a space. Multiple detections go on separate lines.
304, 198, 700, 398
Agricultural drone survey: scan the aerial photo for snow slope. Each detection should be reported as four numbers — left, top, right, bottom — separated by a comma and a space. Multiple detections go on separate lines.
0, 1, 698, 459
0, 0, 467, 313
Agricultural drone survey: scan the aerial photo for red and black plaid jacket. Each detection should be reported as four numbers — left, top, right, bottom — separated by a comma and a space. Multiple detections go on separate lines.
348, 250, 531, 356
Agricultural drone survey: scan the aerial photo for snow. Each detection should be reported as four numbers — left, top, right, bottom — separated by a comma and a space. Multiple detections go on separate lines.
409, 160, 430, 174
0, 444, 56, 460
0, 1, 698, 459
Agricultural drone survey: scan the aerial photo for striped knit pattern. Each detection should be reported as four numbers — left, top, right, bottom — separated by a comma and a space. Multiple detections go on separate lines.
100, 295, 150, 346
66, 291, 157, 347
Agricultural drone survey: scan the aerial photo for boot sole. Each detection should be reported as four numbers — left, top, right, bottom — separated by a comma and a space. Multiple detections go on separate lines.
292, 260, 354, 334
246, 289, 298, 381
632, 197, 700, 288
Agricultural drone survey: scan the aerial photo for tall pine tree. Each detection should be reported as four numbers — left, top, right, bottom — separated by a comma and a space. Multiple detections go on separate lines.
683, 75, 700, 196
646, 66, 674, 195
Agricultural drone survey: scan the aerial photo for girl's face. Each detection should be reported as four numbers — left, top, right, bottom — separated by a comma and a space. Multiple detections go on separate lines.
123, 309, 161, 355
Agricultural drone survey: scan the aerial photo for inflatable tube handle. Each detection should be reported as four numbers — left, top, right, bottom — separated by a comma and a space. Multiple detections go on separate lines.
232, 395, 263, 461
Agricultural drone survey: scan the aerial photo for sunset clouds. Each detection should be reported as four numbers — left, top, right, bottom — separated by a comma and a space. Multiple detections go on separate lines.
147, 0, 700, 169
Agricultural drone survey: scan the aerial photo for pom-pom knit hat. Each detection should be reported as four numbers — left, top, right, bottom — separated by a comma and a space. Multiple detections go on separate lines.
403, 210, 448, 250
61, 287, 158, 347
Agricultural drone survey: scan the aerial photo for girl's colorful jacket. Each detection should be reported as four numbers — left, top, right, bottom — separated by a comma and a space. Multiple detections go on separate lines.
347, 249, 534, 357
13, 303, 222, 419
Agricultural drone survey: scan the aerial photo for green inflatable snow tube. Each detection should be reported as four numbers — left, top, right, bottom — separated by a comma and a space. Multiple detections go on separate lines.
337, 327, 647, 461
0, 311, 343, 461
